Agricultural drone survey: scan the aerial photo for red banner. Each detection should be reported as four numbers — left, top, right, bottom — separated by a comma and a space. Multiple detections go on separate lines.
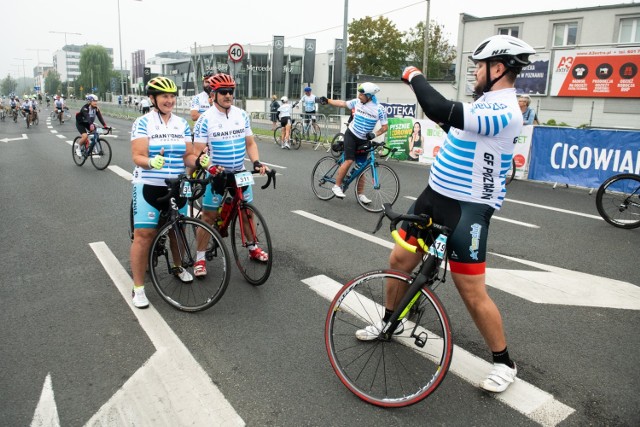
550, 48, 639, 98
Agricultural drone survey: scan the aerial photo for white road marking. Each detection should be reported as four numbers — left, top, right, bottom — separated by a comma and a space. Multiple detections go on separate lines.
506, 198, 603, 220
403, 196, 540, 228
56, 135, 65, 139
50, 130, 58, 134
30, 374, 60, 427
244, 157, 286, 169
88, 242, 244, 426
303, 274, 575, 427
108, 165, 133, 181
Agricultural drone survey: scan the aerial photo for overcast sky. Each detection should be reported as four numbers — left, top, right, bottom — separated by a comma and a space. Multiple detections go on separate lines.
2, 0, 635, 80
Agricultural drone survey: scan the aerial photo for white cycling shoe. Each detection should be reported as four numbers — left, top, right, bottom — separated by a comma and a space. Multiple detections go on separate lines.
481, 363, 517, 392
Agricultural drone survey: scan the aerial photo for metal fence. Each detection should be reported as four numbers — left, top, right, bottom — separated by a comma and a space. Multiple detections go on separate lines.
249, 112, 349, 144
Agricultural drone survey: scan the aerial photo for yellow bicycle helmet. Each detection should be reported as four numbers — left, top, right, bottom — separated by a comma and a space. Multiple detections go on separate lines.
146, 76, 178, 96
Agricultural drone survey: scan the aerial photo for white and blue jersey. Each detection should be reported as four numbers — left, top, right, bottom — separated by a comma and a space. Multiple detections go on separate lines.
190, 91, 211, 116
346, 98, 387, 140
130, 111, 192, 186
193, 105, 253, 172
428, 88, 522, 210
298, 94, 317, 112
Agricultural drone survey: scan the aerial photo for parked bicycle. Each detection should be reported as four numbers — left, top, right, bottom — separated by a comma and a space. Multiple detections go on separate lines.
190, 167, 277, 286
295, 113, 322, 142
311, 140, 400, 212
146, 174, 231, 312
325, 203, 453, 407
595, 172, 640, 229
273, 118, 302, 149
72, 127, 113, 170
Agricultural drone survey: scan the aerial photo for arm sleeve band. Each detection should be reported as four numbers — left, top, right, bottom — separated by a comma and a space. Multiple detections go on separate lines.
410, 75, 464, 130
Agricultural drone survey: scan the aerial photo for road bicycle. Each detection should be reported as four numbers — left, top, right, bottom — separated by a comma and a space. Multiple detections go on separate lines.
329, 131, 399, 161
146, 174, 231, 312
325, 203, 453, 407
0, 107, 6, 121
595, 172, 640, 229
72, 127, 113, 170
190, 167, 277, 286
50, 107, 70, 124
294, 113, 322, 142
273, 118, 302, 149
311, 140, 400, 213
30, 110, 39, 126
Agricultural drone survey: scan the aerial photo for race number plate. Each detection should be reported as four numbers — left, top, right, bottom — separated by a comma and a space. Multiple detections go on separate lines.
235, 171, 254, 186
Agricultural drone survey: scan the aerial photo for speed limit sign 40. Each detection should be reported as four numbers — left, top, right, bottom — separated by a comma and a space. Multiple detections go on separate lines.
228, 43, 244, 63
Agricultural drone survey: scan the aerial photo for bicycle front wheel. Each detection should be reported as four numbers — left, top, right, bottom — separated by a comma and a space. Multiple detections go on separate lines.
72, 137, 87, 166
311, 123, 322, 142
596, 173, 640, 229
149, 217, 230, 312
355, 163, 400, 212
311, 156, 340, 200
290, 128, 302, 150
325, 270, 453, 408
230, 203, 273, 286
90, 138, 112, 170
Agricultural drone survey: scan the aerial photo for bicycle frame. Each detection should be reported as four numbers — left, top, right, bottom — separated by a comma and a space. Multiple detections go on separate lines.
333, 144, 381, 191
216, 172, 263, 245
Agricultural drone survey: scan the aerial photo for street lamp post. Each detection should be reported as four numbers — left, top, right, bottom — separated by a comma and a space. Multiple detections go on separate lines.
117, 0, 143, 96
14, 58, 32, 94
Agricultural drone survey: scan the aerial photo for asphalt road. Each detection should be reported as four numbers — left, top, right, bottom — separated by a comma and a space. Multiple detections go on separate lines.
1, 107, 638, 426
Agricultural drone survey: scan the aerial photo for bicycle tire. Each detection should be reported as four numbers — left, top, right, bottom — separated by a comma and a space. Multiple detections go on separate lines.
149, 216, 230, 312
311, 123, 321, 143
505, 158, 516, 185
311, 156, 340, 200
273, 126, 283, 144
230, 203, 273, 286
355, 163, 400, 213
325, 269, 453, 408
72, 136, 88, 166
90, 138, 112, 170
595, 173, 640, 229
330, 133, 344, 158
290, 128, 302, 150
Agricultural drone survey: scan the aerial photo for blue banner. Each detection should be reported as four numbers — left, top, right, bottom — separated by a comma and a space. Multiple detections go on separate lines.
528, 127, 640, 187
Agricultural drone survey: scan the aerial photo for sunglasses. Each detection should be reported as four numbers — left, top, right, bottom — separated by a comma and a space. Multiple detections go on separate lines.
217, 88, 235, 96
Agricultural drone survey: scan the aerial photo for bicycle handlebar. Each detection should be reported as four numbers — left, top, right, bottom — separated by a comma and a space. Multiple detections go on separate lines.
158, 174, 212, 204
374, 203, 450, 254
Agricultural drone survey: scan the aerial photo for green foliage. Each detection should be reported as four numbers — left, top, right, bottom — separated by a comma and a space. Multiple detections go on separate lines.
347, 16, 408, 77
346, 16, 456, 80
1, 75, 18, 95
77, 45, 114, 97
544, 119, 571, 127
45, 70, 62, 95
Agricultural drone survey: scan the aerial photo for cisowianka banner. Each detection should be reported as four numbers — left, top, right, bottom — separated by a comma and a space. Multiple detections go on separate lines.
528, 127, 640, 187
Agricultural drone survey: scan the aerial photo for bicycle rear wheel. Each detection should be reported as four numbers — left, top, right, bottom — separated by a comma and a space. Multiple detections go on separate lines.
330, 133, 344, 158
311, 156, 339, 200
149, 217, 230, 312
90, 138, 112, 170
230, 203, 273, 286
273, 126, 283, 144
595, 173, 640, 229
72, 137, 87, 166
355, 163, 400, 212
325, 270, 453, 408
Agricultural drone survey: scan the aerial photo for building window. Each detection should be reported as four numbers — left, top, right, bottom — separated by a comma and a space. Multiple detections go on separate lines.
498, 26, 519, 38
619, 17, 640, 43
553, 22, 578, 46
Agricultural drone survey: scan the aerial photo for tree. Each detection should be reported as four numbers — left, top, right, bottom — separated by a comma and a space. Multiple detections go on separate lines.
77, 45, 114, 96
1, 75, 18, 95
45, 70, 62, 95
347, 16, 408, 77
406, 21, 457, 80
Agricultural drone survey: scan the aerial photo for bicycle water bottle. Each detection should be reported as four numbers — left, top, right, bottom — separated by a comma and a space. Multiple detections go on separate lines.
429, 234, 447, 259
217, 197, 233, 227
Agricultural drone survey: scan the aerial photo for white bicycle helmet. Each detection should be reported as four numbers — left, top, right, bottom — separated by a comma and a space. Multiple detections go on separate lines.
281, 96, 288, 102
471, 35, 535, 68
86, 94, 98, 102
357, 82, 380, 97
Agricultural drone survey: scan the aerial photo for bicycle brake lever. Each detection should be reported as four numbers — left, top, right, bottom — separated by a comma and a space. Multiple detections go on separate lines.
372, 212, 385, 234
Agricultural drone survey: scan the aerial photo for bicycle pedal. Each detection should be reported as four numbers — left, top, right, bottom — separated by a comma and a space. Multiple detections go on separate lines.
413, 331, 427, 348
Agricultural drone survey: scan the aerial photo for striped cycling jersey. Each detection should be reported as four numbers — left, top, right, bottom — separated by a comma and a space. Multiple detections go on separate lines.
130, 111, 192, 186
346, 98, 387, 140
190, 91, 211, 115
192, 105, 253, 171
299, 95, 317, 112
428, 88, 522, 210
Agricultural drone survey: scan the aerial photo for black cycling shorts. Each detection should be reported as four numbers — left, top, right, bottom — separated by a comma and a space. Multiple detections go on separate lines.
401, 186, 494, 275
343, 128, 370, 161
280, 117, 291, 127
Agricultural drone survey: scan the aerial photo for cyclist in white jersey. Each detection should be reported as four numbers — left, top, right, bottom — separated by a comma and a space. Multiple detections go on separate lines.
319, 82, 388, 202
277, 96, 293, 149
192, 73, 270, 276
298, 86, 317, 124
360, 35, 536, 394
129, 76, 201, 309
190, 70, 214, 122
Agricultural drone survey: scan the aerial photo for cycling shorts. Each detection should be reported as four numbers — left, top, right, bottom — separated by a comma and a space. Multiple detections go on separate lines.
202, 181, 253, 210
343, 128, 370, 161
400, 186, 494, 275
280, 117, 291, 127
132, 183, 187, 229
303, 111, 317, 122
76, 122, 90, 134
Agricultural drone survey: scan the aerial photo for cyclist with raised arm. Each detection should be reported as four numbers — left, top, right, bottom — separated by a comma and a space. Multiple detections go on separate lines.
75, 94, 109, 157
190, 70, 214, 122
192, 73, 269, 276
319, 82, 388, 203
129, 76, 201, 309
361, 35, 536, 393
298, 86, 318, 133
